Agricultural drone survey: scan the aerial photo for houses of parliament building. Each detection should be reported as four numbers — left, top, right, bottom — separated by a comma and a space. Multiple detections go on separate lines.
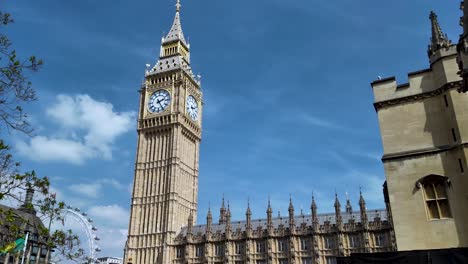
124, 1, 468, 264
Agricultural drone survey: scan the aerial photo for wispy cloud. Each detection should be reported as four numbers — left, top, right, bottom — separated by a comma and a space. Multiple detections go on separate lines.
69, 183, 102, 199
68, 178, 127, 199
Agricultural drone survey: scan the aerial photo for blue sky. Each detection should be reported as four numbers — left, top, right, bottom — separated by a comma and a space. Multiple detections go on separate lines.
1, 0, 460, 259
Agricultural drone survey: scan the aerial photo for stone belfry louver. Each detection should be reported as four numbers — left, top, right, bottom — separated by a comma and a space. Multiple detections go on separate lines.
124, 0, 203, 263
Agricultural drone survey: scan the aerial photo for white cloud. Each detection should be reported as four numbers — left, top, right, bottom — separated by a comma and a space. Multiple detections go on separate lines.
97, 227, 127, 258
89, 204, 129, 227
17, 94, 135, 165
69, 183, 102, 199
17, 136, 94, 165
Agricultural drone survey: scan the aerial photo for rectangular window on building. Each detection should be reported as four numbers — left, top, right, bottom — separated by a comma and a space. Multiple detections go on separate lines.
215, 244, 224, 256
459, 158, 464, 173
278, 239, 287, 252
195, 245, 204, 257
176, 247, 184, 258
444, 95, 449, 107
374, 233, 386, 247
423, 178, 452, 219
256, 241, 266, 253
301, 258, 312, 264
349, 235, 360, 248
300, 238, 310, 251
256, 260, 267, 264
324, 236, 335, 249
235, 261, 245, 264
279, 259, 288, 264
452, 128, 457, 142
235, 242, 245, 255
326, 256, 336, 264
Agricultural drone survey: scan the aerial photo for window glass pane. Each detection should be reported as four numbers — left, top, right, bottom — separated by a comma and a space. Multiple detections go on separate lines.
438, 199, 452, 218
427, 200, 440, 219
434, 183, 447, 198
424, 184, 436, 199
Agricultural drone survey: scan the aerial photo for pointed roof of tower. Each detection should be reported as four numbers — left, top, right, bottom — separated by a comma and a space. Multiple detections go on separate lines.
163, 0, 188, 46
359, 189, 367, 207
207, 205, 212, 220
288, 196, 294, 212
246, 199, 252, 216
334, 193, 341, 208
267, 197, 273, 214
345, 192, 353, 214
311, 194, 317, 210
428, 11, 452, 57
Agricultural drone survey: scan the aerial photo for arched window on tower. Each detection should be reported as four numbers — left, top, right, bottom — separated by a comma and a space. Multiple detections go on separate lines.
417, 175, 452, 220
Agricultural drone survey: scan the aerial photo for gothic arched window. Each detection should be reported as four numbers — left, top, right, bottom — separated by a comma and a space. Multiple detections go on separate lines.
417, 175, 452, 220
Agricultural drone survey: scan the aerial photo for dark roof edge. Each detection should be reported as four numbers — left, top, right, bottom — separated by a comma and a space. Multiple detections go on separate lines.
371, 76, 396, 86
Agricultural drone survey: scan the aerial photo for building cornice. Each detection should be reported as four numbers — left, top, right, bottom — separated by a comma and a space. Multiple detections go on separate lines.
382, 142, 468, 162
373, 81, 462, 111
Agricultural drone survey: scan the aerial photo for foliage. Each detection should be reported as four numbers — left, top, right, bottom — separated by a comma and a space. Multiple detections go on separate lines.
0, 9, 86, 263
0, 11, 42, 134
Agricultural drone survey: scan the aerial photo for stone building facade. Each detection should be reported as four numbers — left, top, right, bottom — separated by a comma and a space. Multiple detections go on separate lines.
0, 188, 51, 264
168, 197, 394, 264
372, 10, 468, 250
124, 1, 395, 264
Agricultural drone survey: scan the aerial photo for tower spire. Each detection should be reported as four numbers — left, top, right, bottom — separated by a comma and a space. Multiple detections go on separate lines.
267, 197, 273, 233
219, 195, 227, 224
345, 192, 353, 214
334, 193, 343, 228
163, 0, 187, 46
176, 0, 181, 13
428, 11, 452, 57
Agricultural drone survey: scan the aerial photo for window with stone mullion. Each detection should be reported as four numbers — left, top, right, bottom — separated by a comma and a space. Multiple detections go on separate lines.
424, 181, 451, 219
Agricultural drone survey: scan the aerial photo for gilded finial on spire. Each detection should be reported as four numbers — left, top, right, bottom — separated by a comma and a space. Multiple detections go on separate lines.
428, 10, 452, 57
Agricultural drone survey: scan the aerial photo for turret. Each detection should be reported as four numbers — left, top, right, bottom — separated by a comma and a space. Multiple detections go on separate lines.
359, 191, 368, 227
428, 11, 452, 58
225, 202, 232, 238
187, 211, 194, 239
219, 196, 227, 225
246, 201, 252, 236
311, 195, 319, 231
19, 174, 36, 215
267, 198, 273, 232
206, 206, 212, 238
288, 197, 295, 232
345, 193, 353, 214
334, 193, 342, 229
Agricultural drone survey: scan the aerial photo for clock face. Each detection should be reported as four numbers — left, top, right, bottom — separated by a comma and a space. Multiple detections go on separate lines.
186, 95, 199, 121
148, 90, 171, 113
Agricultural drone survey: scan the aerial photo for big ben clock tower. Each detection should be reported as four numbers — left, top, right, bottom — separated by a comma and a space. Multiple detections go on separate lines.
124, 1, 202, 263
